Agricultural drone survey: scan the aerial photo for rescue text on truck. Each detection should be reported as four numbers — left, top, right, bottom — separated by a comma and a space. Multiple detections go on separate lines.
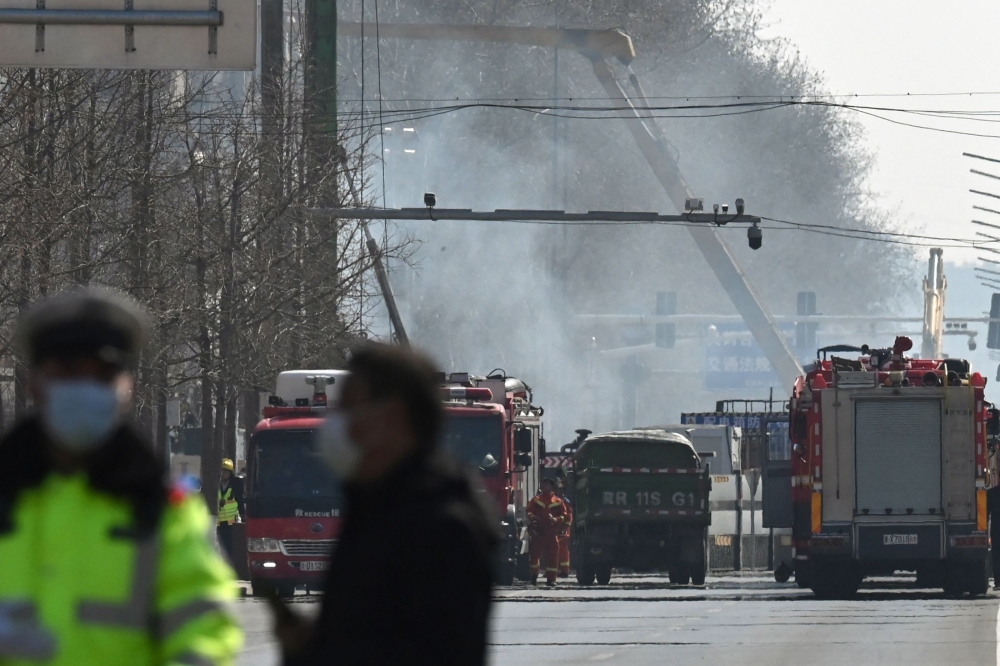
789, 337, 994, 599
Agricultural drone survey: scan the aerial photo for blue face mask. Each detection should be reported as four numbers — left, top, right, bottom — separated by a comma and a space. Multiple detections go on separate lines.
42, 380, 123, 452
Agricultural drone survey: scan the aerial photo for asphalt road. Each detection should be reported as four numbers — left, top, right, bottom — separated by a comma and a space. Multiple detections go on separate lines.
235, 574, 1000, 665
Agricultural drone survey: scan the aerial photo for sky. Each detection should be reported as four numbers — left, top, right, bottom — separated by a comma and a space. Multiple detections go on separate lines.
760, 0, 1000, 267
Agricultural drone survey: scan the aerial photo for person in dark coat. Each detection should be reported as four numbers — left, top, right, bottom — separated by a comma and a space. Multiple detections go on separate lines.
277, 343, 500, 666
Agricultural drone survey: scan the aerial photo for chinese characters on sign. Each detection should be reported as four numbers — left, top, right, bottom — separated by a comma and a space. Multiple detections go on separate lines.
704, 337, 777, 390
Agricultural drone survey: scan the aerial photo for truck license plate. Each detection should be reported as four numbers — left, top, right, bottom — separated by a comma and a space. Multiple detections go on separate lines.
299, 561, 329, 571
883, 534, 918, 545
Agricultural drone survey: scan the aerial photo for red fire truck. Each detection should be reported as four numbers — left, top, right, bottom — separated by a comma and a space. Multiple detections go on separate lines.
439, 372, 544, 585
790, 337, 993, 598
244, 370, 348, 597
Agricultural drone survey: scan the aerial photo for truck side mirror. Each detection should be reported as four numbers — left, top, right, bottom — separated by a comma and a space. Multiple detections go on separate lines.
515, 428, 533, 453
988, 408, 1000, 437
515, 453, 532, 468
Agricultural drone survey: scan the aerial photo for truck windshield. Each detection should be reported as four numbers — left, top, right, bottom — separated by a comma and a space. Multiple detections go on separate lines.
251, 429, 341, 502
441, 414, 503, 468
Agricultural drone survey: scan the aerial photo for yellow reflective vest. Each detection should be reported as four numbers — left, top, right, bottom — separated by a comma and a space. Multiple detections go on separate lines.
218, 484, 239, 525
0, 472, 243, 665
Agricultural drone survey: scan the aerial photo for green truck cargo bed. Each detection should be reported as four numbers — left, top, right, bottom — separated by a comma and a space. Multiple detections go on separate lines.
573, 430, 711, 525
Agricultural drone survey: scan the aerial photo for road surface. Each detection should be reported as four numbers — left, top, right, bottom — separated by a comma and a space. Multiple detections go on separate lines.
235, 574, 999, 665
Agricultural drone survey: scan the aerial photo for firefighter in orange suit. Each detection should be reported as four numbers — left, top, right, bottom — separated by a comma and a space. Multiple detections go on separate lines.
556, 476, 573, 577
527, 477, 566, 586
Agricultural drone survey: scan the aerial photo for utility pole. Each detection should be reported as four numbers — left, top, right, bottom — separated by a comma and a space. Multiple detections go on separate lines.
922, 248, 946, 359
304, 0, 338, 257
260, 0, 283, 191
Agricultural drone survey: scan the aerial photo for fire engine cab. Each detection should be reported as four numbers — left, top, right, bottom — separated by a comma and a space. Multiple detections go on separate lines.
438, 372, 544, 585
244, 370, 348, 597
790, 337, 994, 598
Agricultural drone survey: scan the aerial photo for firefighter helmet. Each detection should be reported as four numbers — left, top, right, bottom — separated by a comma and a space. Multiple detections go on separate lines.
221, 458, 235, 472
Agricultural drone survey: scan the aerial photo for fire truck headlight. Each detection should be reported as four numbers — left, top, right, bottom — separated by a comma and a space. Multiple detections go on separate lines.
248, 538, 282, 553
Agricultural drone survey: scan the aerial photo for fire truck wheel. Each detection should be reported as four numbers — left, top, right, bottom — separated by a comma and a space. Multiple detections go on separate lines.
595, 563, 613, 585
965, 559, 989, 596
773, 562, 791, 584
249, 579, 266, 597
943, 562, 966, 597
497, 561, 516, 586
794, 564, 811, 589
515, 553, 532, 582
811, 561, 857, 600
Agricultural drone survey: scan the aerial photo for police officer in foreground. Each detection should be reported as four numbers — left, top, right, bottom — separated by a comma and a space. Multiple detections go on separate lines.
276, 343, 499, 666
0, 287, 242, 664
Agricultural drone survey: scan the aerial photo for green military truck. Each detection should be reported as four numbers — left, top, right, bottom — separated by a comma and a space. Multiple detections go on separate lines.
571, 430, 712, 585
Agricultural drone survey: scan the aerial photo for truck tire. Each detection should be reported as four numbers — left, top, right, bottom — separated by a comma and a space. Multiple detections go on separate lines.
595, 563, 612, 585
690, 565, 706, 586
576, 561, 596, 585
249, 578, 267, 597
965, 559, 990, 596
943, 562, 965, 596
515, 552, 532, 582
497, 560, 516, 586
690, 543, 707, 586
811, 561, 858, 600
773, 562, 792, 584
794, 563, 812, 589
668, 564, 690, 586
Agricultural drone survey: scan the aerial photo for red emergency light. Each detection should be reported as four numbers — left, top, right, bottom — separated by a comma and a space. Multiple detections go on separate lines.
442, 386, 493, 401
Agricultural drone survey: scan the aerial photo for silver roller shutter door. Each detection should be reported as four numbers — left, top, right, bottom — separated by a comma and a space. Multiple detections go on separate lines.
855, 399, 941, 515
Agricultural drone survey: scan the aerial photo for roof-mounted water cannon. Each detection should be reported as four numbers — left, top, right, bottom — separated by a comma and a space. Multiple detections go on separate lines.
561, 428, 592, 454
305, 375, 337, 407
890, 336, 913, 368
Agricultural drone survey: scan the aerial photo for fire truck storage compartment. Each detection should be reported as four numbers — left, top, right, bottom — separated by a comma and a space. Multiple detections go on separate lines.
854, 398, 942, 515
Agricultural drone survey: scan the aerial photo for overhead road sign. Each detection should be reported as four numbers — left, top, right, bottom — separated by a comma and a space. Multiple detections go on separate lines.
0, 0, 256, 70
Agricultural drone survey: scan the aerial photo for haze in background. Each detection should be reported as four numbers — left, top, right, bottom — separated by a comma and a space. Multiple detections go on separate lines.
338, 1, 969, 444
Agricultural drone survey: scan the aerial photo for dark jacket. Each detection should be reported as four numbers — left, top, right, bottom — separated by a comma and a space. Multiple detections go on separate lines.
0, 417, 167, 535
285, 450, 500, 666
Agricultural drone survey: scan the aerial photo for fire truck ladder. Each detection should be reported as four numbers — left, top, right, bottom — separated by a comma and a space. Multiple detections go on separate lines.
337, 22, 803, 387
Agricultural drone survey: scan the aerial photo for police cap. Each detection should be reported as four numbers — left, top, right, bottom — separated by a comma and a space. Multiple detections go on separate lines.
15, 286, 149, 368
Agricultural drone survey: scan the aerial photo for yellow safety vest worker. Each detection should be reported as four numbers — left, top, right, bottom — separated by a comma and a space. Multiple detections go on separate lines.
218, 484, 239, 525
0, 473, 242, 665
